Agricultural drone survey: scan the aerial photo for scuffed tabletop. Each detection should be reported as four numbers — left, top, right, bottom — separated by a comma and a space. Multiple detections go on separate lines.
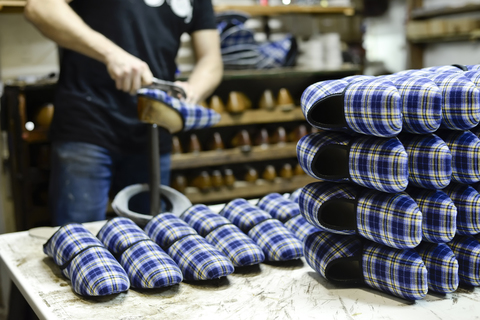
0, 221, 479, 320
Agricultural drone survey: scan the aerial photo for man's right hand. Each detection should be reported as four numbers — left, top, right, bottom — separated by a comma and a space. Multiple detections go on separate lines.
105, 49, 153, 95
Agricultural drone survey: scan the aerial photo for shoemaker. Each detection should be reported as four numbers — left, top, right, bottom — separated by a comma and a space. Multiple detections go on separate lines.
23, 0, 223, 225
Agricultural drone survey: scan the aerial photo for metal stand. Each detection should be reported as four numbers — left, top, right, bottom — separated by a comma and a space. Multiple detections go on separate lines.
148, 124, 160, 216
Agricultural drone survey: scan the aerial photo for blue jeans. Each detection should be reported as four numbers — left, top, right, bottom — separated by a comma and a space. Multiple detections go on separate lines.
49, 141, 171, 225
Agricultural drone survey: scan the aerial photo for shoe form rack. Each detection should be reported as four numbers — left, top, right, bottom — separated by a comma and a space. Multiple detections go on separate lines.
1, 3, 361, 229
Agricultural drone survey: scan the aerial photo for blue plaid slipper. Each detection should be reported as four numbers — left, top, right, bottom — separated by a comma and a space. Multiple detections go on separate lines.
257, 193, 321, 242
296, 131, 409, 193
144, 213, 234, 281
422, 65, 466, 73
385, 75, 442, 134
220, 198, 303, 261
137, 88, 221, 131
97, 217, 183, 288
299, 182, 422, 249
220, 24, 256, 49
43, 223, 130, 296
436, 130, 480, 184
467, 64, 480, 71
406, 187, 457, 244
304, 232, 428, 300
442, 182, 480, 235
398, 133, 452, 190
415, 242, 459, 293
446, 235, 480, 286
181, 204, 265, 267
288, 188, 302, 204
300, 77, 402, 137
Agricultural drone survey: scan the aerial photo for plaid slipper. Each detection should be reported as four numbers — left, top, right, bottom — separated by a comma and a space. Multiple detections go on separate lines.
257, 193, 321, 242
406, 187, 457, 244
298, 182, 422, 249
300, 77, 402, 137
144, 213, 234, 281
97, 217, 183, 288
181, 204, 265, 267
220, 198, 303, 261
398, 133, 452, 190
464, 70, 480, 88
296, 131, 409, 193
422, 65, 466, 73
415, 242, 459, 293
137, 88, 221, 131
385, 75, 443, 134
395, 70, 480, 130
467, 64, 480, 71
304, 232, 428, 300
447, 235, 480, 286
442, 182, 480, 235
436, 130, 480, 184
288, 188, 302, 204
43, 224, 130, 296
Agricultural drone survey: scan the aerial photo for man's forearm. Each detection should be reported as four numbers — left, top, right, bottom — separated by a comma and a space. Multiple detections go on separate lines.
187, 55, 223, 103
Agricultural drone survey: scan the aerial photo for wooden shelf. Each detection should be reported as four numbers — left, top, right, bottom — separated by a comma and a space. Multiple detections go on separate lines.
184, 174, 316, 204
0, 0, 25, 12
214, 107, 305, 127
214, 4, 354, 16
171, 142, 298, 170
408, 32, 480, 44
411, 4, 480, 20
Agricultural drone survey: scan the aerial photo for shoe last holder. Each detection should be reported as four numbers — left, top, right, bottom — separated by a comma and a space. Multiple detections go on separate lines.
112, 81, 191, 225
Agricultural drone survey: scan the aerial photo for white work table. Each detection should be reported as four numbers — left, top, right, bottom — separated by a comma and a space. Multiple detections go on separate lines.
0, 220, 479, 320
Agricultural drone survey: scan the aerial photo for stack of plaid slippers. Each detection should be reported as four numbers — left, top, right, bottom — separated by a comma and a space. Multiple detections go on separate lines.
296, 63, 480, 301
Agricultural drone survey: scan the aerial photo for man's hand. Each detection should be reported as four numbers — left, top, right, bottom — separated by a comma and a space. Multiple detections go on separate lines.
174, 81, 200, 104
106, 49, 153, 95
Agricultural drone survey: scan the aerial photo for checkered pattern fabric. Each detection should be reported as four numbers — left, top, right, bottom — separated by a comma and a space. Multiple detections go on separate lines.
288, 188, 302, 203
342, 75, 375, 83
257, 34, 294, 69
386, 75, 442, 134
301, 78, 402, 137
296, 131, 409, 193
43, 223, 130, 296
446, 235, 480, 286
181, 204, 265, 267
137, 88, 221, 131
257, 193, 321, 242
299, 182, 422, 249
144, 213, 234, 281
220, 198, 303, 261
406, 187, 457, 243
415, 242, 459, 293
304, 232, 428, 300
428, 72, 480, 130
220, 25, 256, 49
442, 183, 480, 235
422, 65, 464, 73
394, 69, 432, 78
97, 217, 183, 288
363, 241, 428, 300
467, 64, 480, 71
436, 130, 480, 184
464, 70, 480, 88
399, 133, 452, 190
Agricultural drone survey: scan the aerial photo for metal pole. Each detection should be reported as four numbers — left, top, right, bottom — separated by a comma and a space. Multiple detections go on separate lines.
149, 124, 160, 216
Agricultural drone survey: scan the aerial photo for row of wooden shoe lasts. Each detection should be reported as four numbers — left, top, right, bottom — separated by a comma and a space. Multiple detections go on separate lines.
172, 124, 313, 154
200, 88, 296, 113
171, 162, 305, 193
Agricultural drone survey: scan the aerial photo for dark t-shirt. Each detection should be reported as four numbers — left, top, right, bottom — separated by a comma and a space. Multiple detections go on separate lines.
51, 0, 216, 154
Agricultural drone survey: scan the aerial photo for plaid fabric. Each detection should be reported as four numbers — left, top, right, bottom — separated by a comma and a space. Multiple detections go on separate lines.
399, 133, 452, 189
442, 182, 480, 235
144, 213, 234, 281
386, 75, 442, 134
137, 88, 221, 131
428, 72, 480, 130
436, 130, 480, 184
394, 69, 432, 78
304, 232, 428, 300
342, 75, 375, 83
407, 187, 457, 243
257, 193, 321, 242
422, 65, 464, 73
288, 188, 302, 203
296, 131, 409, 193
97, 217, 183, 288
464, 70, 480, 89
220, 198, 303, 261
300, 78, 402, 137
182, 204, 265, 267
257, 34, 294, 69
363, 241, 428, 300
415, 242, 459, 293
446, 235, 480, 286
220, 25, 256, 49
299, 182, 422, 249
43, 223, 130, 296
467, 64, 480, 71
